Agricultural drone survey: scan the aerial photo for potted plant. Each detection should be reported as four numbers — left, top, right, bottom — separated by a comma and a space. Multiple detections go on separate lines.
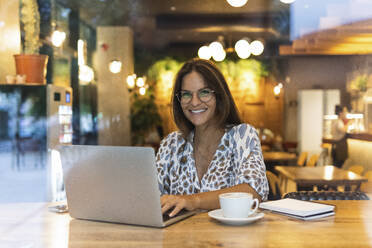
14, 0, 48, 84
130, 88, 163, 146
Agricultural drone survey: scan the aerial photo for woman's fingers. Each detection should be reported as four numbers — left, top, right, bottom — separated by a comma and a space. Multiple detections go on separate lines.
169, 204, 184, 217
161, 202, 173, 215
160, 195, 188, 216
160, 195, 177, 214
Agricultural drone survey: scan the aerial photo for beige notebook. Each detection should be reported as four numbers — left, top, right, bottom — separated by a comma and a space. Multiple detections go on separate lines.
259, 198, 335, 220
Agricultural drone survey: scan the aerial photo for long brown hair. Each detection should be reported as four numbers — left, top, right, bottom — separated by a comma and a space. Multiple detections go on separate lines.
172, 58, 242, 137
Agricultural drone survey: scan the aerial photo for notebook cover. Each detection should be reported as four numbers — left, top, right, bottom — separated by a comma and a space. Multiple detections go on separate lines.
259, 198, 335, 219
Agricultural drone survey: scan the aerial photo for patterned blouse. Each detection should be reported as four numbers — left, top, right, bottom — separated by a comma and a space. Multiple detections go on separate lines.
155, 123, 269, 201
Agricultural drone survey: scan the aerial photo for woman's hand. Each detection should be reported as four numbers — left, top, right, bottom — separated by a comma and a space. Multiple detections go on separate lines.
160, 194, 200, 217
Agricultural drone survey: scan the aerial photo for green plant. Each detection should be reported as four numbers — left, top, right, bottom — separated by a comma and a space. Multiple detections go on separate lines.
217, 59, 268, 80
130, 89, 162, 145
147, 57, 181, 82
356, 75, 368, 92
351, 74, 368, 92
20, 0, 40, 54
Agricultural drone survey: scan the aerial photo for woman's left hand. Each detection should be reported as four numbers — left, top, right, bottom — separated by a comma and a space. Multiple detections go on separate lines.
160, 194, 199, 217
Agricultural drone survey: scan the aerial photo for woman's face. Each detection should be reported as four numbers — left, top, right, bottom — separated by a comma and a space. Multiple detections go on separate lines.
180, 71, 217, 129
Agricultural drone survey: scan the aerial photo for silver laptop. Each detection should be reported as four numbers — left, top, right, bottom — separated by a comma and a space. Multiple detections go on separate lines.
58, 145, 195, 228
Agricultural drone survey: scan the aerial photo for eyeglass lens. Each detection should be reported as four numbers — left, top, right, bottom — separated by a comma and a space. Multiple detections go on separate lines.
178, 89, 214, 104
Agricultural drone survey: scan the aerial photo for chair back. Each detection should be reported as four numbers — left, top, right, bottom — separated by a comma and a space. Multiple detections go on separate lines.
283, 191, 370, 201
297, 152, 308, 166
348, 165, 364, 175
306, 154, 319, 167
266, 171, 282, 200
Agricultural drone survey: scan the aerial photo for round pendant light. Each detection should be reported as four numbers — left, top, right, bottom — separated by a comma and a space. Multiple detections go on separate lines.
250, 40, 264, 56
198, 45, 212, 60
226, 0, 248, 7
235, 39, 251, 59
280, 0, 296, 4
109, 60, 122, 74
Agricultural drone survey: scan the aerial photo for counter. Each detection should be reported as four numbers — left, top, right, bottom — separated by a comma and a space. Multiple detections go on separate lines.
323, 133, 372, 172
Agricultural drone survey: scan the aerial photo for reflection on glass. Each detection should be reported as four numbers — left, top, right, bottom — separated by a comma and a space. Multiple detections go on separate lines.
51, 149, 65, 201
291, 0, 372, 40
47, 212, 69, 248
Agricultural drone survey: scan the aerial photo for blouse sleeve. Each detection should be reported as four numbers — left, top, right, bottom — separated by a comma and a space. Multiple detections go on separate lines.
232, 124, 269, 201
155, 133, 174, 195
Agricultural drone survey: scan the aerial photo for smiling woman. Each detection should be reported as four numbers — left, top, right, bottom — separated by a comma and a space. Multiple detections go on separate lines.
156, 58, 269, 217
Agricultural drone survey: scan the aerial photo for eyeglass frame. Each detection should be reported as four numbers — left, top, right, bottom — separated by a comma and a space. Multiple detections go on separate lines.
176, 88, 216, 104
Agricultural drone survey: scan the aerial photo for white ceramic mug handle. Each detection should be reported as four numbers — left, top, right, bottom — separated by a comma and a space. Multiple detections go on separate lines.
251, 199, 259, 214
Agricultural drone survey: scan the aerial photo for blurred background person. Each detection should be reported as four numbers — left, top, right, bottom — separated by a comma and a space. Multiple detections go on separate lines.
331, 105, 349, 168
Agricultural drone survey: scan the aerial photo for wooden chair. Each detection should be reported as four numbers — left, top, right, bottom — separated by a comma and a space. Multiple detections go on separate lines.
306, 154, 319, 167
361, 171, 372, 193
348, 165, 364, 175
266, 171, 282, 200
296, 152, 308, 167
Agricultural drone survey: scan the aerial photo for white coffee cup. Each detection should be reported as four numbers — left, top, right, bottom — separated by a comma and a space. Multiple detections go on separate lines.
219, 192, 259, 218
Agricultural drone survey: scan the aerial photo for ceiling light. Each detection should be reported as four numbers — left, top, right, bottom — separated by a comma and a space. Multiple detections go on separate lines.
198, 45, 212, 60
209, 41, 224, 54
127, 74, 136, 88
51, 30, 66, 47
209, 40, 226, 61
109, 60, 122, 74
274, 85, 281, 96
250, 40, 264, 56
199, 36, 265, 61
139, 87, 146, 95
136, 77, 145, 87
235, 39, 251, 59
226, 0, 248, 7
280, 0, 296, 4
212, 48, 226, 62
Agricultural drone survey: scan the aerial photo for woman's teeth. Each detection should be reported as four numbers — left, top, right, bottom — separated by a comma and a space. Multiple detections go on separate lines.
190, 109, 206, 113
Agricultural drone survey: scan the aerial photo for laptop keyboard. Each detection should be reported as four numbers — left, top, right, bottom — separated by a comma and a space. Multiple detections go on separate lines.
162, 208, 189, 222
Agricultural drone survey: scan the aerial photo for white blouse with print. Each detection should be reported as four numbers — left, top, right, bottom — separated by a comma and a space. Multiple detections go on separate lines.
155, 123, 269, 201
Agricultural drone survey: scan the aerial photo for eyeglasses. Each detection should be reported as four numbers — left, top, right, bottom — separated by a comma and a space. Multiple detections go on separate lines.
176, 88, 215, 104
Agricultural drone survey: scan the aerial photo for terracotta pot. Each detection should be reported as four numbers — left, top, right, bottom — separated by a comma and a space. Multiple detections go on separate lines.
14, 54, 48, 84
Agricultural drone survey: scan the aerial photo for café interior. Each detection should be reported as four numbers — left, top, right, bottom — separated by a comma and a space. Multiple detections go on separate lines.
1, 0, 372, 247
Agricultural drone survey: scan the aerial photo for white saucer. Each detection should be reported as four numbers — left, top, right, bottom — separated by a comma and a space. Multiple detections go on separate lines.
208, 209, 264, 225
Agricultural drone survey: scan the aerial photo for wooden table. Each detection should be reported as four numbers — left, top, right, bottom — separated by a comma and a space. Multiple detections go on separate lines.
275, 165, 368, 192
263, 152, 297, 172
1, 200, 372, 247
263, 151, 297, 163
